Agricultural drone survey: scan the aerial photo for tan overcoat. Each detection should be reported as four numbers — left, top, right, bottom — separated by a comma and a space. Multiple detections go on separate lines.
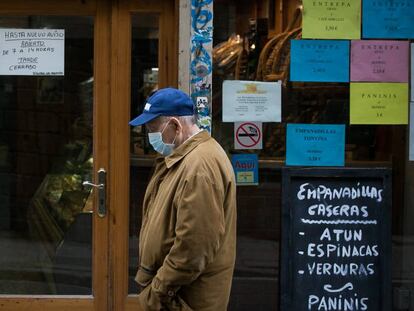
136, 131, 237, 311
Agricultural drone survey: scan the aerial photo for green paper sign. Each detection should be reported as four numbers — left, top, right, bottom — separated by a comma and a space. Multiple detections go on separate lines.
350, 83, 408, 125
302, 0, 361, 39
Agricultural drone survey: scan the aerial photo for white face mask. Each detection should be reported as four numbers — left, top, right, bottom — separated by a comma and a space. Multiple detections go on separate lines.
148, 120, 177, 156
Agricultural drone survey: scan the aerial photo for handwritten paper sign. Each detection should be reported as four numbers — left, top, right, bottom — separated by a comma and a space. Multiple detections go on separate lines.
350, 83, 408, 124
302, 0, 361, 39
0, 29, 64, 76
290, 40, 350, 82
363, 0, 414, 39
286, 124, 345, 167
223, 80, 281, 122
281, 168, 392, 311
231, 154, 259, 186
351, 40, 409, 82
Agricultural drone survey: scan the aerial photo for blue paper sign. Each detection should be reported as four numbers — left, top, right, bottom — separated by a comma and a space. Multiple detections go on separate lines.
363, 0, 414, 39
231, 154, 259, 186
286, 124, 345, 166
290, 39, 350, 82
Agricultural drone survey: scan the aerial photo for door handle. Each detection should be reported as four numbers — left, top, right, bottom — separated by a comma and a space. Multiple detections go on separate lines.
83, 168, 107, 218
82, 181, 104, 189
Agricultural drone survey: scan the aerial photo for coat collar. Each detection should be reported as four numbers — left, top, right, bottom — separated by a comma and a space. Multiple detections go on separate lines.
164, 130, 210, 169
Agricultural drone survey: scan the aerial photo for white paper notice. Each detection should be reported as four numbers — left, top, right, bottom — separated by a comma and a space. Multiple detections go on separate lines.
222, 80, 282, 122
410, 102, 414, 161
0, 29, 64, 76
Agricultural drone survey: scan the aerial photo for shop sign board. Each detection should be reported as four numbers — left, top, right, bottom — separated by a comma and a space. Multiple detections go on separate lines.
0, 29, 65, 76
302, 0, 361, 39
350, 83, 408, 124
286, 124, 345, 167
362, 0, 414, 39
234, 122, 262, 150
231, 154, 258, 186
281, 168, 392, 311
222, 80, 281, 122
290, 40, 350, 83
351, 40, 409, 82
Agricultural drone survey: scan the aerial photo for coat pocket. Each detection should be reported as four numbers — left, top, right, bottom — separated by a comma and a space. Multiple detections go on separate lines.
167, 296, 194, 311
177, 296, 193, 311
137, 285, 163, 311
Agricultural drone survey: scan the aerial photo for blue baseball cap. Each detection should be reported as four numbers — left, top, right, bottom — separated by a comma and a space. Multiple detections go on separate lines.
129, 88, 195, 126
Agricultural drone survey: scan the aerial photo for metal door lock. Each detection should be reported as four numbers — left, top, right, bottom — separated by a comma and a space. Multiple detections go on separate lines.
83, 168, 107, 217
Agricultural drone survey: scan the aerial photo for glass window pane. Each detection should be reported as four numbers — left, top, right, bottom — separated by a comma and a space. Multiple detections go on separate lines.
213, 1, 411, 310
0, 16, 94, 295
126, 1, 414, 309
128, 13, 159, 294
213, 2, 280, 310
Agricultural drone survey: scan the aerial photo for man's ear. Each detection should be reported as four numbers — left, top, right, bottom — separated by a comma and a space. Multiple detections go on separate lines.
171, 117, 182, 133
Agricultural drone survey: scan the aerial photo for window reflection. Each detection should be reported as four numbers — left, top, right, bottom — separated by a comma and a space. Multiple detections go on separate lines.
128, 13, 160, 294
0, 16, 93, 295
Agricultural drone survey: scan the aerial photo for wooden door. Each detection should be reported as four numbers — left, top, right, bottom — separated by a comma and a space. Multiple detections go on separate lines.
0, 1, 177, 310
0, 1, 110, 310
109, 1, 178, 310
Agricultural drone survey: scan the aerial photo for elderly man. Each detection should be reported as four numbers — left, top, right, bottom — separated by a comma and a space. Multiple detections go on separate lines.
129, 88, 237, 311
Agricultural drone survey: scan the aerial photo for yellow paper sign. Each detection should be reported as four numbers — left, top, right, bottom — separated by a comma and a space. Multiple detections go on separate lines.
236, 171, 254, 184
302, 0, 361, 39
350, 83, 408, 125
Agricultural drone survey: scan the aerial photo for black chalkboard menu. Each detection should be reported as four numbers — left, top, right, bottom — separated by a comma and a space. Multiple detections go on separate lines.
281, 168, 391, 311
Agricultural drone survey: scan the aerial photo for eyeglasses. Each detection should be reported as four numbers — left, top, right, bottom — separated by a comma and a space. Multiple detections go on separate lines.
145, 118, 171, 133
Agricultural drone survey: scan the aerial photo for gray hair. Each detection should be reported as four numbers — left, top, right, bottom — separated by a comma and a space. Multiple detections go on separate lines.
160, 115, 196, 125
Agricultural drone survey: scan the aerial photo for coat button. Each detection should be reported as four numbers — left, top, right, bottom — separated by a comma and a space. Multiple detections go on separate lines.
167, 290, 175, 297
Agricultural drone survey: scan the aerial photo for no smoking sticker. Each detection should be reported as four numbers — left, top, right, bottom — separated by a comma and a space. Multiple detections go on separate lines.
234, 122, 262, 150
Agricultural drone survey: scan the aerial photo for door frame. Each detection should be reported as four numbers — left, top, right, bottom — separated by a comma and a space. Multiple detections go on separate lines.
109, 1, 178, 310
0, 0, 178, 310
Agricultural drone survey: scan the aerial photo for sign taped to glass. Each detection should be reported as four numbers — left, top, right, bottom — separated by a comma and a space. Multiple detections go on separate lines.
0, 28, 65, 76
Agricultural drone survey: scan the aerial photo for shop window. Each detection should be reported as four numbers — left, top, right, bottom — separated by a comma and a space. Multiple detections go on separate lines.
0, 16, 94, 294
212, 0, 412, 310
126, 0, 413, 309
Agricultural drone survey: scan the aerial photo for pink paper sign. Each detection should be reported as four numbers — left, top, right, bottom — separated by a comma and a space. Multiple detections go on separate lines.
351, 40, 409, 82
